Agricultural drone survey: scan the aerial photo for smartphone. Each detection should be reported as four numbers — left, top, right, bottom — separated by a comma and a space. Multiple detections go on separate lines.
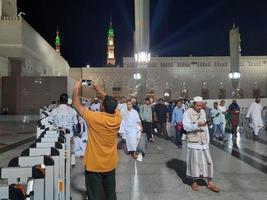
81, 80, 92, 87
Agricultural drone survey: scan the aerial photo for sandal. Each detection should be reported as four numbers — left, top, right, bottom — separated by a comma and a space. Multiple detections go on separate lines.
207, 182, 220, 193
191, 182, 199, 191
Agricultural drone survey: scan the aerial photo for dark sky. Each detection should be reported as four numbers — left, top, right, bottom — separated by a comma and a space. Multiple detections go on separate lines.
17, 0, 267, 67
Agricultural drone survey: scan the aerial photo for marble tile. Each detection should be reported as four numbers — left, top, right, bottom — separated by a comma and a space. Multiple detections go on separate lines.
1, 119, 267, 200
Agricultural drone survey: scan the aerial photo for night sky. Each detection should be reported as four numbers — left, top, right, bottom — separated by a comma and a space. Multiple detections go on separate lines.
17, 0, 267, 67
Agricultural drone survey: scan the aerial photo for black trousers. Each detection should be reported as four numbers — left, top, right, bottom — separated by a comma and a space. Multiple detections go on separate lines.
142, 121, 153, 140
85, 169, 116, 200
157, 122, 168, 137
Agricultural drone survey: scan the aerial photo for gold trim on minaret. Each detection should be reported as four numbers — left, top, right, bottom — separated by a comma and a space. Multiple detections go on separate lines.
107, 17, 116, 66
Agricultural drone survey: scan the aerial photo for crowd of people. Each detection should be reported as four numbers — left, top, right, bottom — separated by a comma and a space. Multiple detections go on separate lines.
44, 80, 267, 199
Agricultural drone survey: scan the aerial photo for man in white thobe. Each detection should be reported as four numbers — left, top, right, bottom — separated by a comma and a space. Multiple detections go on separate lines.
246, 97, 264, 136
118, 96, 127, 139
218, 100, 227, 133
50, 93, 78, 165
50, 94, 78, 136
90, 98, 100, 112
120, 100, 142, 159
183, 96, 220, 193
117, 96, 127, 111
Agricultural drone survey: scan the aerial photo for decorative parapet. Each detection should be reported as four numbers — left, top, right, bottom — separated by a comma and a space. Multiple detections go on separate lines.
0, 16, 20, 21
123, 56, 267, 68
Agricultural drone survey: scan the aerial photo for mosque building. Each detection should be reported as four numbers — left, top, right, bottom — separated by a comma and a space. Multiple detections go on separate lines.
0, 0, 70, 114
0, 0, 267, 114
70, 19, 267, 101
70, 0, 267, 101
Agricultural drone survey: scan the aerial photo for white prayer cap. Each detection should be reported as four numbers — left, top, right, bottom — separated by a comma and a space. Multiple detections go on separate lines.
192, 96, 204, 103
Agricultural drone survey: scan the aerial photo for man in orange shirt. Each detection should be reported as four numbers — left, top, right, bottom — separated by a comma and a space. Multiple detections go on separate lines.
72, 80, 121, 200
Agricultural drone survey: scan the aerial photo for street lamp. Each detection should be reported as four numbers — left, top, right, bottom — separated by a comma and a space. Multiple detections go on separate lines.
135, 51, 151, 64
133, 73, 141, 80
229, 72, 240, 79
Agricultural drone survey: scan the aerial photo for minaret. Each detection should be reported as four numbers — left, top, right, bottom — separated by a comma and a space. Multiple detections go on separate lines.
55, 26, 61, 54
0, 0, 17, 17
229, 23, 241, 96
107, 18, 116, 66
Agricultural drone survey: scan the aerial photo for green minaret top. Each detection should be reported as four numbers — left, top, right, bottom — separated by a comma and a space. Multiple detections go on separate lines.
55, 28, 60, 46
55, 26, 61, 53
108, 18, 114, 37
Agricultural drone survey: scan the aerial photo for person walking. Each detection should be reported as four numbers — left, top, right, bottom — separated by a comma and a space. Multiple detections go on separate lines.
117, 96, 127, 112
140, 97, 154, 143
49, 93, 78, 165
131, 97, 140, 113
120, 100, 143, 158
168, 101, 175, 122
218, 100, 227, 134
183, 96, 220, 193
153, 98, 169, 139
246, 97, 264, 137
171, 100, 185, 148
90, 97, 100, 111
211, 102, 225, 141
72, 80, 121, 200
228, 100, 240, 138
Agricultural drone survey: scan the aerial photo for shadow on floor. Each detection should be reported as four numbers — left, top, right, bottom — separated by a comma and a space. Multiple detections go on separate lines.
166, 158, 191, 186
70, 172, 87, 199
71, 172, 107, 200
166, 159, 208, 187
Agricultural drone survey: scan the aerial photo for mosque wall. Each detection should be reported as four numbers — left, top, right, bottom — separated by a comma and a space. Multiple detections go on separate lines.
1, 76, 69, 114
0, 55, 8, 108
205, 98, 267, 110
0, 56, 8, 75
69, 61, 267, 100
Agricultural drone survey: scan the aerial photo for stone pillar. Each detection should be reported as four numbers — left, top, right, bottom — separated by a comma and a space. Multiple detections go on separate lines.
1, 0, 17, 17
134, 0, 150, 65
0, 0, 2, 17
229, 24, 241, 96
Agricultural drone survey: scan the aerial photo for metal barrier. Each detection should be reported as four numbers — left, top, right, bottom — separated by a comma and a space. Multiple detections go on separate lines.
0, 114, 72, 200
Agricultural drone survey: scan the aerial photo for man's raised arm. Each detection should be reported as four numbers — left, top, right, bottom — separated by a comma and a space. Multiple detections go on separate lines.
72, 80, 85, 116
72, 80, 107, 116
91, 80, 107, 97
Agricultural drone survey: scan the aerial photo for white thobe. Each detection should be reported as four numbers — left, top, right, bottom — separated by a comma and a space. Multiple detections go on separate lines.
118, 103, 127, 112
50, 104, 78, 165
118, 103, 127, 138
246, 102, 264, 135
74, 136, 86, 157
90, 103, 100, 112
78, 115, 88, 141
50, 104, 78, 136
120, 109, 141, 151
218, 105, 227, 131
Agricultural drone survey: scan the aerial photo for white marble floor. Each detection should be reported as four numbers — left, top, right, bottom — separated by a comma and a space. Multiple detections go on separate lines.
1, 117, 267, 200
70, 134, 267, 200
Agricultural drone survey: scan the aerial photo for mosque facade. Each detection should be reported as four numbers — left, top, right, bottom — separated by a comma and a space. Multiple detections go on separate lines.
69, 0, 267, 101
69, 55, 267, 101
0, 0, 267, 113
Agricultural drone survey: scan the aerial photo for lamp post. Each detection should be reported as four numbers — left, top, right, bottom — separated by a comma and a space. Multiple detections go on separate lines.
134, 0, 151, 67
229, 23, 241, 98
